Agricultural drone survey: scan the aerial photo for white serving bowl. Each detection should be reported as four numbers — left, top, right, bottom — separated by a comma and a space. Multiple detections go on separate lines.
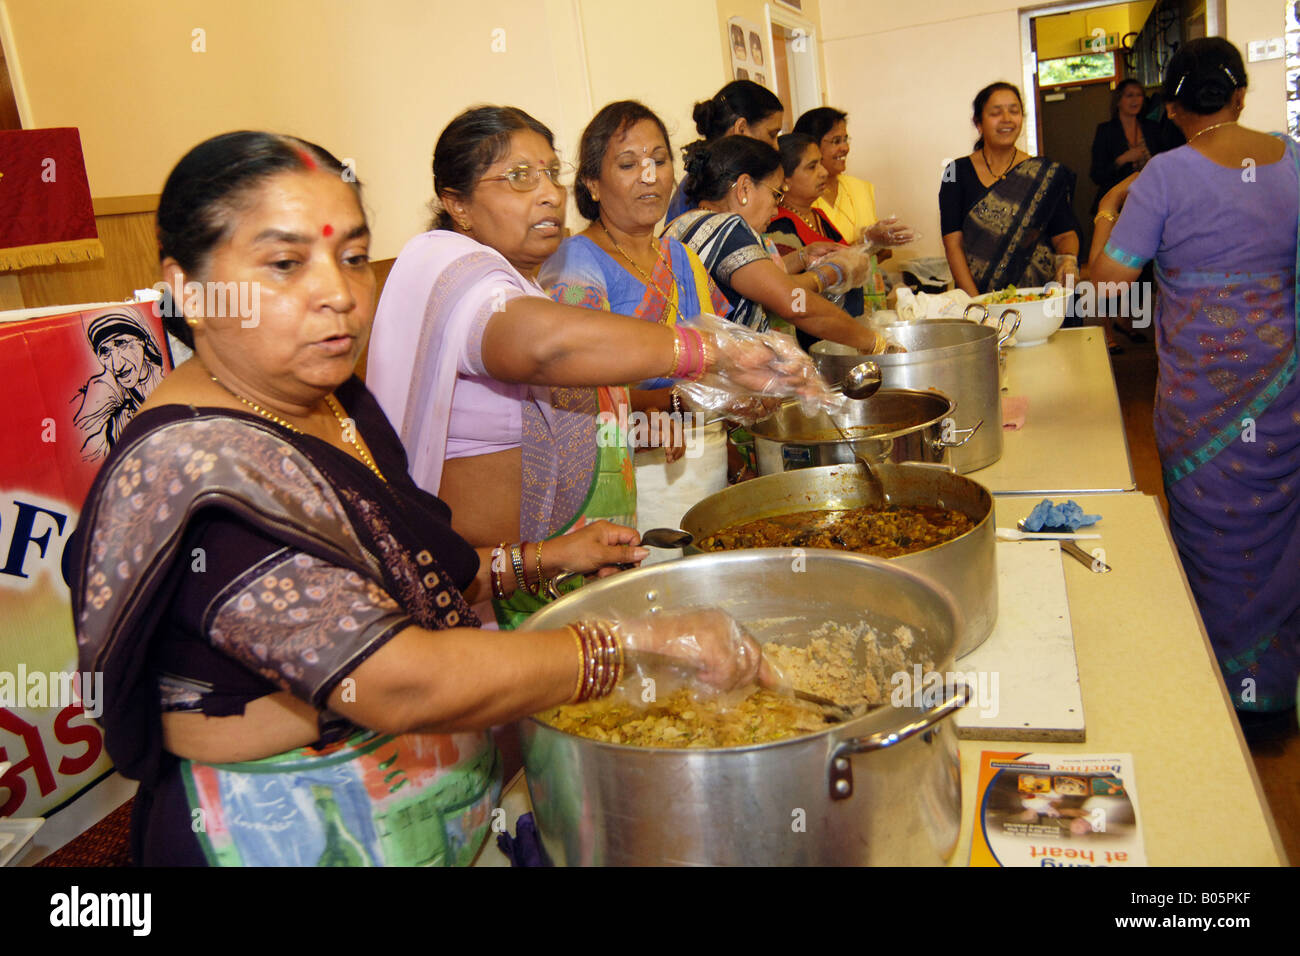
972, 286, 1072, 347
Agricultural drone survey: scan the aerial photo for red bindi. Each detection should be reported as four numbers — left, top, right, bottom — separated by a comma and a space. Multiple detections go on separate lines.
322, 224, 334, 237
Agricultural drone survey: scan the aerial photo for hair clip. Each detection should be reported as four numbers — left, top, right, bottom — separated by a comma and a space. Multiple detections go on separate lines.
1173, 74, 1186, 97
1221, 65, 1237, 85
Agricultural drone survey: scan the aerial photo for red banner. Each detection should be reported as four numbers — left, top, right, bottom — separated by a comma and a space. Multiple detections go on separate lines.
0, 301, 171, 821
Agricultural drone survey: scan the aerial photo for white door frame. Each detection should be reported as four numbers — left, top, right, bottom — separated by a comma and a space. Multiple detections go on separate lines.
1018, 0, 1226, 154
765, 2, 822, 123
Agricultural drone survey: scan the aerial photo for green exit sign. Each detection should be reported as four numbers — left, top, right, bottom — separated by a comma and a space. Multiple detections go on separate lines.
1078, 33, 1120, 52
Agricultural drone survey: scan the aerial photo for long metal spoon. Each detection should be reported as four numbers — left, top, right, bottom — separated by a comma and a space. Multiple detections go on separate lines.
1016, 519, 1112, 573
640, 527, 693, 549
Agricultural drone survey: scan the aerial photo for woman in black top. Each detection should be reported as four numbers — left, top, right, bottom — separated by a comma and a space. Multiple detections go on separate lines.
939, 82, 1080, 297
1089, 79, 1166, 215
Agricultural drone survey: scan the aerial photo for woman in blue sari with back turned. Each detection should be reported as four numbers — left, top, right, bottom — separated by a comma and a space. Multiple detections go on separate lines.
1090, 38, 1300, 735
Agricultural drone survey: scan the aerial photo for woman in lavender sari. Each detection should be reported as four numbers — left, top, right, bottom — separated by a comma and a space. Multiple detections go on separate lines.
1090, 39, 1300, 728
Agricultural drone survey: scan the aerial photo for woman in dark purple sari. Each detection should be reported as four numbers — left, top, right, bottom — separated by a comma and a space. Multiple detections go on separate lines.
1090, 39, 1300, 730
70, 132, 777, 865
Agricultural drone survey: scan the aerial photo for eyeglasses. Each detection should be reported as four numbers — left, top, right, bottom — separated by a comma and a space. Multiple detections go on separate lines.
823, 135, 851, 147
479, 162, 574, 192
733, 180, 786, 203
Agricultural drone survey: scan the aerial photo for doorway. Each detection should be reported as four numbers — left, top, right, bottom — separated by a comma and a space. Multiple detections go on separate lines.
1024, 0, 1207, 252
766, 3, 821, 131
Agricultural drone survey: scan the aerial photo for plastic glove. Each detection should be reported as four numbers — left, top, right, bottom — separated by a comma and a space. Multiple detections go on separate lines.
613, 607, 778, 693
1054, 254, 1078, 288
812, 245, 873, 294
865, 215, 918, 248
1022, 498, 1101, 532
677, 313, 840, 421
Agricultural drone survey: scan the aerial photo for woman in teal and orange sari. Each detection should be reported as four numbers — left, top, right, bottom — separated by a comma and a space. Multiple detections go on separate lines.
539, 101, 733, 548
1090, 39, 1300, 730
368, 106, 831, 627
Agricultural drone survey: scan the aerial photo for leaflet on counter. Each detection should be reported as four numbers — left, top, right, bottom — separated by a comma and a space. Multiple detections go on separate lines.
970, 752, 1145, 867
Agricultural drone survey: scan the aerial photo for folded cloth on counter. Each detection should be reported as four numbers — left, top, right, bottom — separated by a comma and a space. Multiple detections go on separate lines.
893, 286, 972, 322
1002, 395, 1028, 430
1023, 498, 1101, 532
495, 812, 550, 867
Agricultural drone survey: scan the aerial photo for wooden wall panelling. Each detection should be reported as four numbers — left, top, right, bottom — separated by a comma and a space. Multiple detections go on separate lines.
15, 210, 160, 310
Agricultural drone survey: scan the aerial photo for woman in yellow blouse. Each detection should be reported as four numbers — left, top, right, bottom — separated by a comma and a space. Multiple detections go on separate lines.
793, 107, 915, 310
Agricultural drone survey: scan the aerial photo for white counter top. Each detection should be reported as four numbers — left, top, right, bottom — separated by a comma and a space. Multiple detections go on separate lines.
477, 492, 1287, 867
968, 328, 1137, 495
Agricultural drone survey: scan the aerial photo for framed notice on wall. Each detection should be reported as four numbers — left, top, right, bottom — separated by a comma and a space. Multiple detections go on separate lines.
727, 15, 772, 90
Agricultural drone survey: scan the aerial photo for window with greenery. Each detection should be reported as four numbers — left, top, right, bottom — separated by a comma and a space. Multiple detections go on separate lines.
1038, 52, 1117, 87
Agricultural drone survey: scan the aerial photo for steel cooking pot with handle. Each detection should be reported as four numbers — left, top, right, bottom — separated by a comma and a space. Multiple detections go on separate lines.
518, 550, 968, 866
748, 388, 978, 474
679, 462, 997, 656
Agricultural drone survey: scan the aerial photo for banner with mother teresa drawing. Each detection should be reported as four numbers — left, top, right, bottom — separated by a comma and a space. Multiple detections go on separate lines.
0, 301, 171, 821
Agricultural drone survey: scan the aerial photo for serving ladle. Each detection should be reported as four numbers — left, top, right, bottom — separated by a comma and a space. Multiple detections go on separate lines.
640, 527, 693, 549
839, 360, 883, 400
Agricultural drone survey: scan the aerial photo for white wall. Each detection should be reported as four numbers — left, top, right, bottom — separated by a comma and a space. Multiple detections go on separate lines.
1225, 0, 1287, 134
820, 0, 1026, 258
0, 0, 725, 260
818, 0, 1290, 260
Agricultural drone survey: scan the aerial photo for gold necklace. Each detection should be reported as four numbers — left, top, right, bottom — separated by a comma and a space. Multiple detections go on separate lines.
205, 368, 386, 482
782, 201, 823, 235
1187, 120, 1237, 143
598, 221, 680, 325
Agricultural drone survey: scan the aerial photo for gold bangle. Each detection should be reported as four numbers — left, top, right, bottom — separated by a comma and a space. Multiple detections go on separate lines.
534, 540, 546, 597
668, 330, 682, 378
511, 543, 528, 595
699, 333, 714, 377
1094, 210, 1118, 224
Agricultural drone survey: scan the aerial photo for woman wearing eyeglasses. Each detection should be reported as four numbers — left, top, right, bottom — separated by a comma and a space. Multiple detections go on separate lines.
367, 107, 829, 627
793, 107, 915, 312
663, 135, 885, 353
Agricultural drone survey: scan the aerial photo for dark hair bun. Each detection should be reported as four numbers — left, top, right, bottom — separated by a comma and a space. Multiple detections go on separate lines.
1163, 37, 1247, 116
682, 135, 780, 207
692, 100, 718, 138
1190, 73, 1236, 113
683, 142, 712, 181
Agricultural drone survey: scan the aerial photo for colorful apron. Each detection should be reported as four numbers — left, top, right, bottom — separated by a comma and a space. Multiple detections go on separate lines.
493, 385, 636, 629
180, 729, 502, 866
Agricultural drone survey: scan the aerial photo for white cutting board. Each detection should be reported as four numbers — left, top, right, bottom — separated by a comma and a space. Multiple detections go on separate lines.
954, 540, 1085, 741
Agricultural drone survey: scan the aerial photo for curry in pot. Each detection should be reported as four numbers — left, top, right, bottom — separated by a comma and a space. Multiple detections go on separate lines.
697, 504, 975, 558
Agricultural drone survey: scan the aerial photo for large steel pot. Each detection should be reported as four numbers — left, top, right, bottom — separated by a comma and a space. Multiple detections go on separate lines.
679, 462, 997, 657
519, 549, 968, 866
811, 321, 1005, 473
748, 388, 977, 474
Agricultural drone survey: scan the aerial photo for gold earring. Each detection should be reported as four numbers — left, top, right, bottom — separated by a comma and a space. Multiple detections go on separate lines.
741, 197, 748, 205
185, 316, 200, 329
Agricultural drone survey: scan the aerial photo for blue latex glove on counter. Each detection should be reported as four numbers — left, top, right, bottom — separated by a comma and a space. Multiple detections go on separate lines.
496, 812, 551, 867
1023, 498, 1101, 532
